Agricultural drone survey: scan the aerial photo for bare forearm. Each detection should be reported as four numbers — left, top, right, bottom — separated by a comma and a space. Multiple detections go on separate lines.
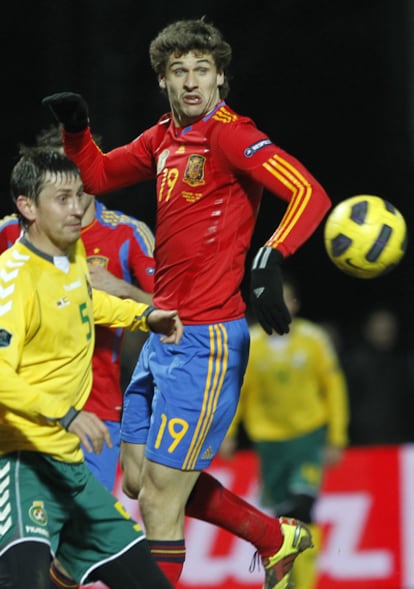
115, 281, 153, 304
88, 265, 153, 304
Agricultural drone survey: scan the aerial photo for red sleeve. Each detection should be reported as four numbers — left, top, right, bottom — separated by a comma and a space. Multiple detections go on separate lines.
127, 226, 155, 293
216, 121, 331, 257
0, 218, 22, 254
63, 127, 156, 195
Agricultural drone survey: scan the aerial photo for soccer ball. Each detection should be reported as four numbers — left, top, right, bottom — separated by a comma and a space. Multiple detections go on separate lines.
324, 194, 407, 279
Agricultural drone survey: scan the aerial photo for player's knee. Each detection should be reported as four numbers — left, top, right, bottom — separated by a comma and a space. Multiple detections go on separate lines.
284, 493, 315, 524
121, 472, 140, 498
119, 442, 143, 498
120, 460, 141, 497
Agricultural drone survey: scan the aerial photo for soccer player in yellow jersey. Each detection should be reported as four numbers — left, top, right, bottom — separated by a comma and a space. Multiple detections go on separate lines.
0, 148, 181, 589
222, 277, 349, 589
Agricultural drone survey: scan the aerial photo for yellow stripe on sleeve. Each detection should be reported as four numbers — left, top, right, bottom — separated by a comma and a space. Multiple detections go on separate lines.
262, 154, 312, 247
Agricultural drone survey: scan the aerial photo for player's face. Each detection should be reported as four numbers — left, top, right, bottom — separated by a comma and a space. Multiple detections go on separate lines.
19, 172, 84, 256
160, 51, 224, 127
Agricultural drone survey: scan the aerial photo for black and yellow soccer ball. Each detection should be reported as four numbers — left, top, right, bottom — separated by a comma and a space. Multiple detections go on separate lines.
324, 194, 407, 279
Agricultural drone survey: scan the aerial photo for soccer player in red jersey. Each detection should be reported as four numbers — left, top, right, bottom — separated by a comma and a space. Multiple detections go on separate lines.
42, 18, 331, 589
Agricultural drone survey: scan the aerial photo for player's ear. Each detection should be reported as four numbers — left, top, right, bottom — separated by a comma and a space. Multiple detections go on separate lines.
159, 75, 166, 90
217, 70, 224, 88
16, 195, 36, 222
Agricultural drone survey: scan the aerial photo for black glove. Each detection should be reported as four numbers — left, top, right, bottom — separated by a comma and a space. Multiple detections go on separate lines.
250, 247, 291, 335
41, 92, 89, 132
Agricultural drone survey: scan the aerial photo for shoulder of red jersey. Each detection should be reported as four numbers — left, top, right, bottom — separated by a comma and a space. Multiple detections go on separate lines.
0, 214, 22, 252
204, 103, 277, 169
207, 102, 253, 127
91, 200, 154, 254
0, 213, 20, 231
207, 103, 271, 146
93, 200, 152, 231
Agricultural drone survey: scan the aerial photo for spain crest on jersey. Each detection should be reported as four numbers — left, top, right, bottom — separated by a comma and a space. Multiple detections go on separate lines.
183, 154, 206, 187
87, 255, 108, 268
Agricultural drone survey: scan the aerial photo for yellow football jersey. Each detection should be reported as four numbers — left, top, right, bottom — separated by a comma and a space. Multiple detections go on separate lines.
0, 238, 150, 463
229, 320, 348, 445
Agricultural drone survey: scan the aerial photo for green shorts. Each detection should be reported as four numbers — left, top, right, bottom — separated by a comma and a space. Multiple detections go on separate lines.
255, 426, 326, 509
0, 451, 144, 584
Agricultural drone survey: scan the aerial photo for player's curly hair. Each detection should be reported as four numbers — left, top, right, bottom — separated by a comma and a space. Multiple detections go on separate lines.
149, 18, 232, 99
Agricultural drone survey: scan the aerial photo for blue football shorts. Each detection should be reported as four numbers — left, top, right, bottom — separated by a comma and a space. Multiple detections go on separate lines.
121, 318, 250, 470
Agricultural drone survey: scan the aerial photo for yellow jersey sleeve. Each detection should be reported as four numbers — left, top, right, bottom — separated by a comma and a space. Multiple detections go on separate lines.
92, 288, 151, 331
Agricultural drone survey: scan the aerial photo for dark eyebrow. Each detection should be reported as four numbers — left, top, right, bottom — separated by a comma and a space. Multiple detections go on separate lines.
170, 58, 212, 68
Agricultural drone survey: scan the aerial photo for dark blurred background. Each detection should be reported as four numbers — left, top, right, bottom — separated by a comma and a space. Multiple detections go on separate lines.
2, 0, 413, 337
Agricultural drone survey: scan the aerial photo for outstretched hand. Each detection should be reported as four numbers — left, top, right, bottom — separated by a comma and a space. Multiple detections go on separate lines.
147, 309, 184, 344
250, 246, 291, 335
42, 92, 89, 132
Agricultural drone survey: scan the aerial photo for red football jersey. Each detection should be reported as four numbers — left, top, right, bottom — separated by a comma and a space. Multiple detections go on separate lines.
65, 102, 330, 324
82, 200, 154, 420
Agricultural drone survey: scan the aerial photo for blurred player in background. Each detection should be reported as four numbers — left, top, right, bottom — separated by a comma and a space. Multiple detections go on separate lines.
0, 147, 180, 589
0, 124, 155, 492
42, 17, 331, 589
222, 276, 349, 589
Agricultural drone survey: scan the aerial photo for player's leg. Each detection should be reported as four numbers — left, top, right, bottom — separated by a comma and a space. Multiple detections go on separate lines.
0, 452, 76, 589
138, 459, 199, 585
256, 431, 325, 589
49, 420, 123, 589
119, 441, 146, 498
56, 465, 171, 588
88, 539, 173, 589
49, 423, 123, 588
185, 471, 312, 587
128, 324, 246, 585
123, 322, 312, 588
120, 335, 154, 499
0, 542, 51, 589
121, 333, 190, 584
173, 320, 312, 589
275, 429, 325, 589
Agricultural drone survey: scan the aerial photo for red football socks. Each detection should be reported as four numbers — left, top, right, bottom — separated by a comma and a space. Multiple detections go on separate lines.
185, 471, 283, 558
147, 539, 186, 586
